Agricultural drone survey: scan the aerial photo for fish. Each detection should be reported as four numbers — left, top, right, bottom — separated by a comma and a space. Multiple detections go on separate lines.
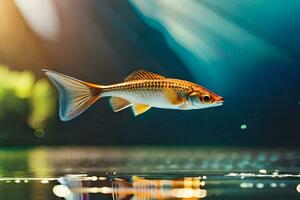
43, 69, 224, 121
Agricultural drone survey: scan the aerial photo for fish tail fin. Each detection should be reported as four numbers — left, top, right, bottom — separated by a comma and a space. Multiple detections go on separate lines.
43, 69, 104, 121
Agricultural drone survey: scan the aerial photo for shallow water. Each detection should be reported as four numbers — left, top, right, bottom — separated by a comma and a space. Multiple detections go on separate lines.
0, 147, 299, 199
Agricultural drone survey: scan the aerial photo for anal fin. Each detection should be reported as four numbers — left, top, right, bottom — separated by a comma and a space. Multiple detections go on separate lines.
109, 97, 132, 112
132, 104, 151, 116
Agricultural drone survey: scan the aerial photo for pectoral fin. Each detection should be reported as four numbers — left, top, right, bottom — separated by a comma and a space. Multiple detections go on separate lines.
132, 104, 151, 116
109, 97, 132, 112
163, 88, 184, 105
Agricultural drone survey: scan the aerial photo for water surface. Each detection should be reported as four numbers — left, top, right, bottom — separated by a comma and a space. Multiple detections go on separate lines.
0, 147, 299, 199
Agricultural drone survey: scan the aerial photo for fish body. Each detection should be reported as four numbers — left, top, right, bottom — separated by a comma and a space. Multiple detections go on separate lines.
102, 79, 191, 109
43, 69, 223, 121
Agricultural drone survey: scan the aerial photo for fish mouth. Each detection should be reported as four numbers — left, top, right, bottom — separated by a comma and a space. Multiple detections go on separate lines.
215, 102, 223, 106
217, 97, 224, 103
206, 101, 223, 108
214, 99, 224, 107
216, 97, 224, 105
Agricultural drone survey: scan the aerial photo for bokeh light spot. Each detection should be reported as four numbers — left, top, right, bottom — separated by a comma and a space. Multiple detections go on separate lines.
15, 179, 21, 183
91, 176, 98, 181
240, 124, 247, 130
270, 183, 277, 188
41, 179, 49, 184
296, 184, 300, 193
34, 129, 45, 138
53, 185, 71, 198
256, 183, 264, 189
259, 169, 267, 174
279, 183, 287, 188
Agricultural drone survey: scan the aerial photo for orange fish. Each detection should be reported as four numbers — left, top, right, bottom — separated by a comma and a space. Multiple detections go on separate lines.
43, 69, 223, 121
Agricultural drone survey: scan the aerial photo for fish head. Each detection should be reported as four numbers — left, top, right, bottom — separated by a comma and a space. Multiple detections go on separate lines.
186, 85, 224, 109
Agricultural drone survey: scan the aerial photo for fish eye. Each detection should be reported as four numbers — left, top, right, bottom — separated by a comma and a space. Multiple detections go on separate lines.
201, 94, 212, 103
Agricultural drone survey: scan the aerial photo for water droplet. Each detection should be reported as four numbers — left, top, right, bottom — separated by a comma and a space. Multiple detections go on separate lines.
240, 124, 247, 130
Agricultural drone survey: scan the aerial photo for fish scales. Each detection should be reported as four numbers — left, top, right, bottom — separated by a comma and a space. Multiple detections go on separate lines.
103, 79, 192, 96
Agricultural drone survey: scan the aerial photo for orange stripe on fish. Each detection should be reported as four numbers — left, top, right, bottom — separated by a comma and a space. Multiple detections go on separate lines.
43, 69, 223, 121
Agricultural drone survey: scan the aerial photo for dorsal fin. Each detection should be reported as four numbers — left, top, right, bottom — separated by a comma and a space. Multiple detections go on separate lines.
124, 69, 166, 81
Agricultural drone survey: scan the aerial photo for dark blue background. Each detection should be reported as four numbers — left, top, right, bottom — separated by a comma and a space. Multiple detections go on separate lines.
1, 0, 299, 146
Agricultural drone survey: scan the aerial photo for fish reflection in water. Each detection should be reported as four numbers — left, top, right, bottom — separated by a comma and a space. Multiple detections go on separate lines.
50, 173, 300, 200
0, 173, 299, 199
54, 175, 207, 200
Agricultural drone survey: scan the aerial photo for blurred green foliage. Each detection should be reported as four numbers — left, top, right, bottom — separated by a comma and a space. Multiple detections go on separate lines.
0, 65, 56, 139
